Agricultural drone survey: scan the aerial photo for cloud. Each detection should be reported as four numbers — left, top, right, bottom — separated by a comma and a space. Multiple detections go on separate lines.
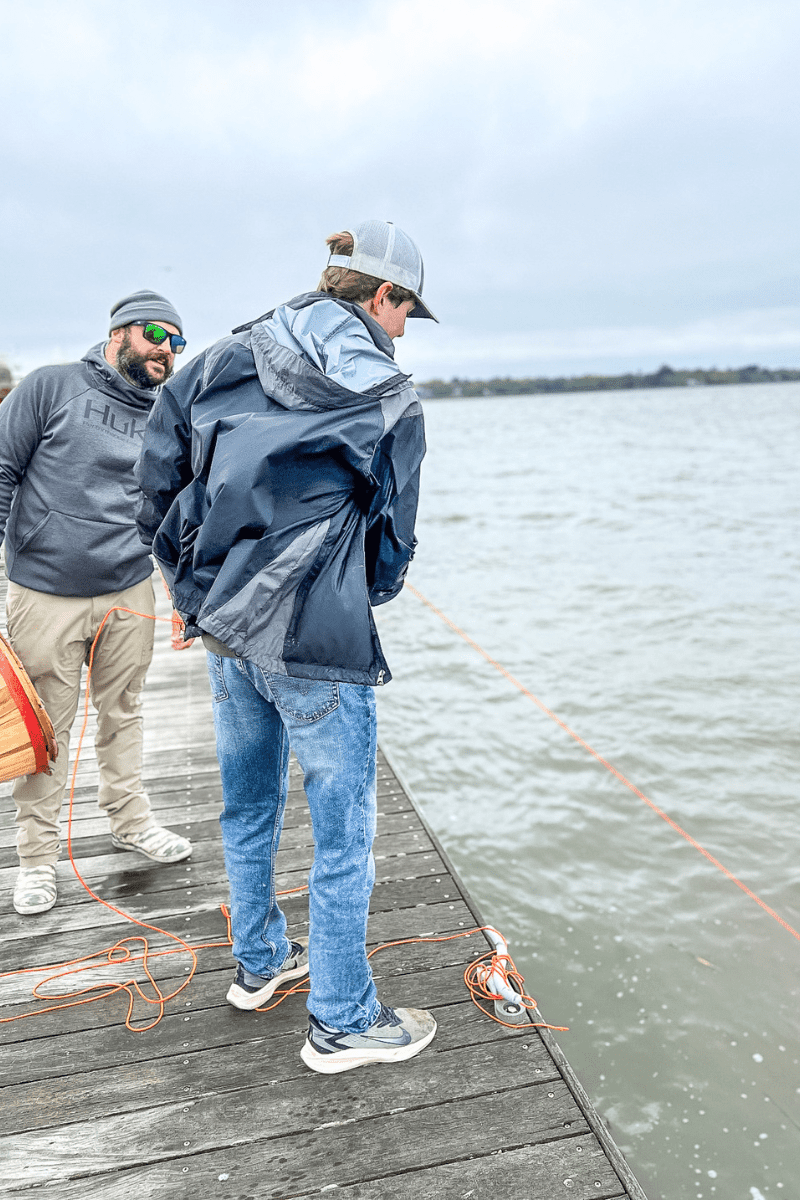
1, 0, 799, 377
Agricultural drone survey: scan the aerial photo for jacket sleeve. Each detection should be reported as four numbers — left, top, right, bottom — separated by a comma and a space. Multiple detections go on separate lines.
134, 356, 205, 558
0, 377, 46, 548
365, 403, 426, 606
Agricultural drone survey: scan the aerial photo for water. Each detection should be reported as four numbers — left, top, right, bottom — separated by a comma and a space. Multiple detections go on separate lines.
374, 382, 800, 1199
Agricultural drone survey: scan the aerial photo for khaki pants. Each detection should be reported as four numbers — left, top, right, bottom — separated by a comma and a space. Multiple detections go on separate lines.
6, 577, 157, 867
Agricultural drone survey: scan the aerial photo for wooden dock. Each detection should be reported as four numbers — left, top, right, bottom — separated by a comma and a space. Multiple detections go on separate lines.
0, 571, 647, 1199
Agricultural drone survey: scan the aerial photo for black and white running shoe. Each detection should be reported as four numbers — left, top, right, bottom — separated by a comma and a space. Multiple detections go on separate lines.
226, 938, 309, 1010
300, 1003, 437, 1074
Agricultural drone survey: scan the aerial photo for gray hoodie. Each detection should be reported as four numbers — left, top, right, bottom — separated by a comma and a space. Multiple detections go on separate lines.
0, 343, 156, 596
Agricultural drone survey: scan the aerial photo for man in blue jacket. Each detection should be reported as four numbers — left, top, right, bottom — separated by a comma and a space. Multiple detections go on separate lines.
136, 221, 437, 1073
0, 291, 193, 916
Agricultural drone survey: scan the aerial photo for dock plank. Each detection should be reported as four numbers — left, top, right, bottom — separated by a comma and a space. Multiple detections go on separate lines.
24, 1143, 628, 1200
3, 1039, 569, 1183
2, 1085, 590, 1196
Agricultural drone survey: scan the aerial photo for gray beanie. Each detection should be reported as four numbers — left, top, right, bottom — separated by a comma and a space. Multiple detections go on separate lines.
109, 289, 183, 335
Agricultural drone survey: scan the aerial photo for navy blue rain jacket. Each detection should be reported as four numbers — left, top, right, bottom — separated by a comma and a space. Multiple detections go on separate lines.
134, 293, 426, 685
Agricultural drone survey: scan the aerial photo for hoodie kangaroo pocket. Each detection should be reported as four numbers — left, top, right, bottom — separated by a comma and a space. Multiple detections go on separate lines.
10, 510, 147, 596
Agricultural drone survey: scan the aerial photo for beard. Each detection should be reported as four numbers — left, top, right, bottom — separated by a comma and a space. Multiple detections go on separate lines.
115, 329, 173, 389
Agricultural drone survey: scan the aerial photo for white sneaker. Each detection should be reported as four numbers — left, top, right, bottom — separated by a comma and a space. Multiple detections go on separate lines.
300, 1004, 437, 1074
14, 864, 57, 915
111, 825, 192, 863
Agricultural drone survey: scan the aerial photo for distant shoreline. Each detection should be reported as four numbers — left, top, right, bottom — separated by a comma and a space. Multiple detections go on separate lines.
416, 363, 800, 398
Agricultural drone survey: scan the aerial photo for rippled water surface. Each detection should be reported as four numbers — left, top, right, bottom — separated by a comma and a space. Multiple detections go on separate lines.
374, 382, 799, 1199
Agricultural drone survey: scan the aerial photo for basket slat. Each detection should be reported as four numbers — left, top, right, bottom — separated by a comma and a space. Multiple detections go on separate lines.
0, 633, 58, 784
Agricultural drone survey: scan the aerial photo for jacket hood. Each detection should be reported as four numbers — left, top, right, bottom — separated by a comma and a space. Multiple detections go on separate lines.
278, 292, 397, 360
247, 294, 409, 414
233, 292, 395, 356
81, 342, 161, 411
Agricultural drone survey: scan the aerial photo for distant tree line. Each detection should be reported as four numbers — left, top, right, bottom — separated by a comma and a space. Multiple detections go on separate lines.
416, 363, 800, 399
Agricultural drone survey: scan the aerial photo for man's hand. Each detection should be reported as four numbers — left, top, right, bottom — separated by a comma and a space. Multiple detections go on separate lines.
171, 610, 195, 651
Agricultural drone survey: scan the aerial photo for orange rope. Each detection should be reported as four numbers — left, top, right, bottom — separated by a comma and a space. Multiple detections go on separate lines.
0, 605, 209, 1030
245, 926, 566, 1031
1, 599, 558, 1033
405, 582, 800, 945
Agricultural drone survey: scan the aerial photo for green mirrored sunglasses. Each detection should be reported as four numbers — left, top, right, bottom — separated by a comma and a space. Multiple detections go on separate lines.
133, 322, 187, 354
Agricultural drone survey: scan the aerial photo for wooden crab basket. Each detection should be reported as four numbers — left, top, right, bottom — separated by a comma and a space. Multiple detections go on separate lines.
0, 632, 57, 783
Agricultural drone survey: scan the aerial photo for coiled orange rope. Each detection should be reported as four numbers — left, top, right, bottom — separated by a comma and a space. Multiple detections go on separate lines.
237, 925, 567, 1031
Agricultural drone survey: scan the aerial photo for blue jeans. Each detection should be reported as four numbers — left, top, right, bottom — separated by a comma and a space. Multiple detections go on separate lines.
207, 654, 380, 1033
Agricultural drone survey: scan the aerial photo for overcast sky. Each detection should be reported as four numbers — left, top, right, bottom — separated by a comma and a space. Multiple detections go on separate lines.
2, 0, 799, 381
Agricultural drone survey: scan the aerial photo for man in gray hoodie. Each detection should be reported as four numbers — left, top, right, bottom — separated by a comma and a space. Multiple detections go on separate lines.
0, 290, 193, 916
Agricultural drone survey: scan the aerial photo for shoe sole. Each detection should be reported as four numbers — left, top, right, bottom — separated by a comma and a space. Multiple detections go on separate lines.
226, 960, 310, 1011
299, 1020, 437, 1074
110, 835, 192, 864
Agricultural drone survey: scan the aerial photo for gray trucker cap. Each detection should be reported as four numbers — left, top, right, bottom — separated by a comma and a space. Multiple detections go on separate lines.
327, 220, 438, 321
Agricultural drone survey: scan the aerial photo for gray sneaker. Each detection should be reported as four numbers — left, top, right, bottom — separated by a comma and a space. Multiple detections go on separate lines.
226, 937, 310, 1010
300, 1003, 437, 1074
111, 824, 192, 864
13, 864, 57, 915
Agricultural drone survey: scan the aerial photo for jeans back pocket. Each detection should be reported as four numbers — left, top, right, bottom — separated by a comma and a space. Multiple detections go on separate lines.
263, 674, 339, 723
